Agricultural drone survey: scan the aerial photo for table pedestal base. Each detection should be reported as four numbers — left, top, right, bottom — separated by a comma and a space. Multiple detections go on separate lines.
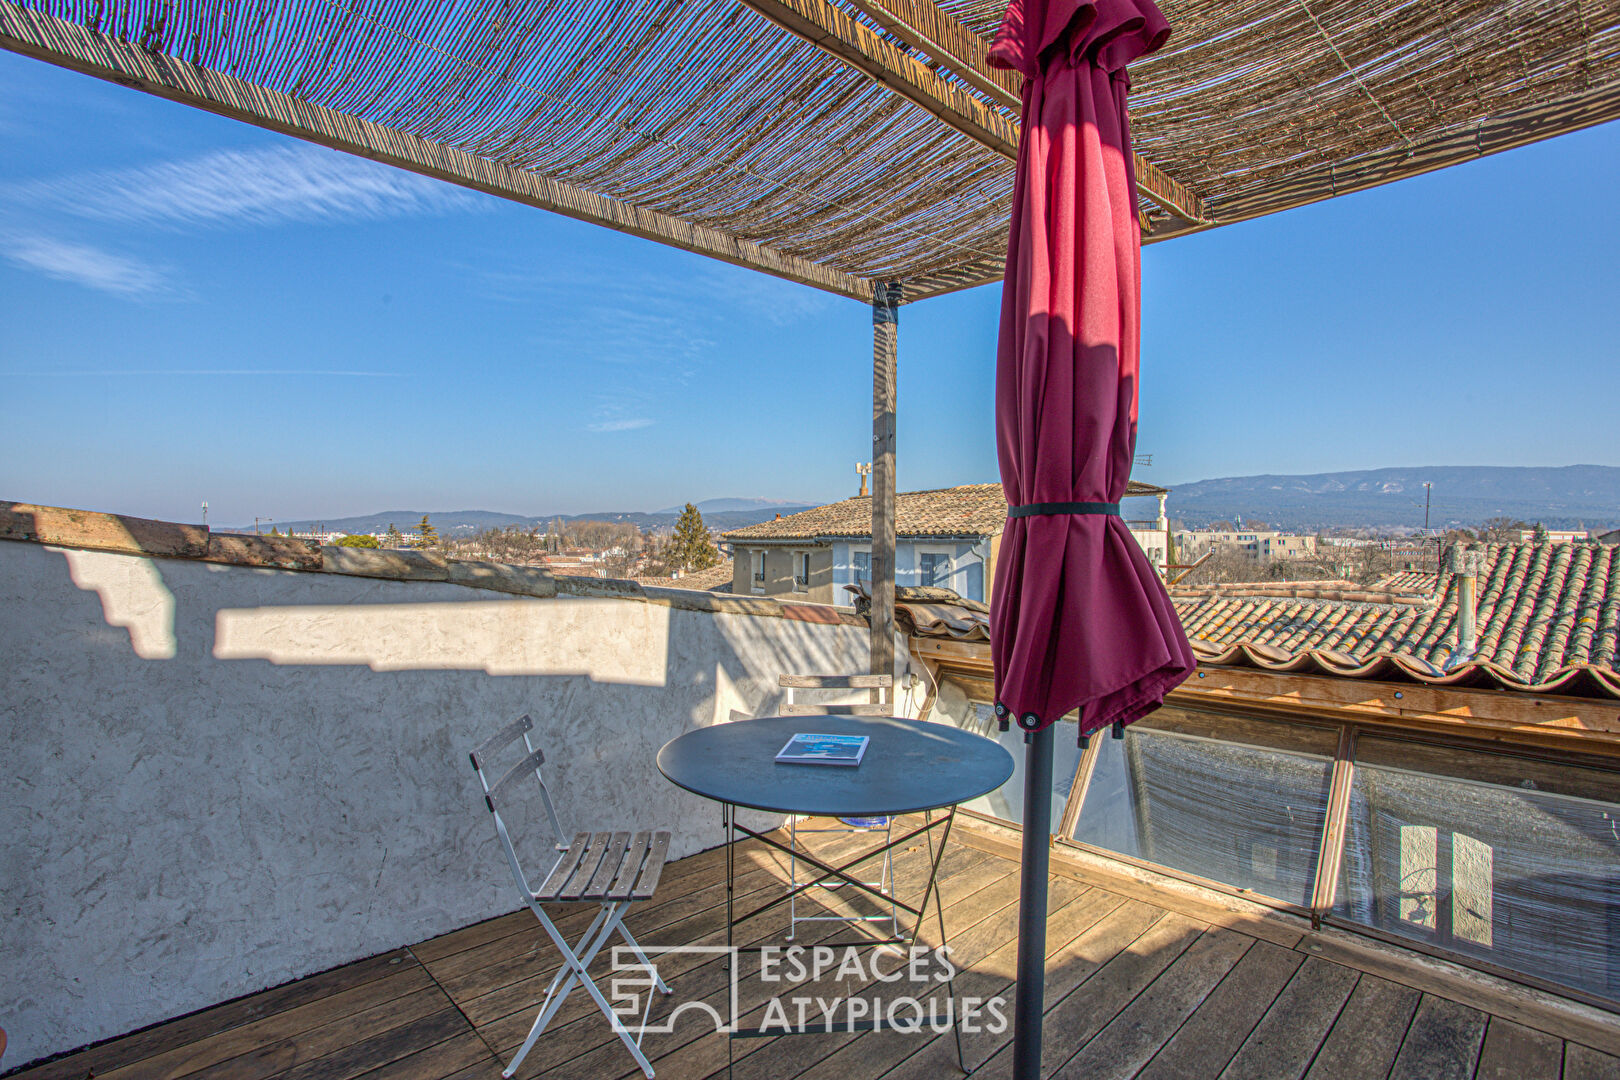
718, 805, 966, 1072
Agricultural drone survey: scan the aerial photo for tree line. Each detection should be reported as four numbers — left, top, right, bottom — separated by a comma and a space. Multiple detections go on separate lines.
326, 503, 722, 578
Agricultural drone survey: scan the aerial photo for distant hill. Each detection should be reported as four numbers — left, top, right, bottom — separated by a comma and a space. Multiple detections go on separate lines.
653, 497, 809, 515
235, 502, 819, 537
1164, 465, 1620, 532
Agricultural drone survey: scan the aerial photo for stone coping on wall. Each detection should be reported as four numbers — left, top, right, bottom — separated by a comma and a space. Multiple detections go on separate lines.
0, 501, 869, 628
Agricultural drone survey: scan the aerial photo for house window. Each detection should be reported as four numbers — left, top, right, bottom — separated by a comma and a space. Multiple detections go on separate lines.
853, 550, 870, 585
793, 552, 810, 590
919, 551, 950, 588
751, 551, 766, 590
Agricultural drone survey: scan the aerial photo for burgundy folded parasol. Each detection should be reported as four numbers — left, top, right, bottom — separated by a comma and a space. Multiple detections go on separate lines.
987, 0, 1195, 738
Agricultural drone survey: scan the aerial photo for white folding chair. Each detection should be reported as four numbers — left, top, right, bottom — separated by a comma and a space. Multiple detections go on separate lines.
777, 673, 898, 940
470, 715, 672, 1079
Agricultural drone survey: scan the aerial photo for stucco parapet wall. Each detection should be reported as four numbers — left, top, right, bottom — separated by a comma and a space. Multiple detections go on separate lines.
0, 499, 869, 626
1, 501, 208, 558
574, 577, 867, 627
319, 545, 449, 581
210, 533, 322, 570
446, 557, 558, 597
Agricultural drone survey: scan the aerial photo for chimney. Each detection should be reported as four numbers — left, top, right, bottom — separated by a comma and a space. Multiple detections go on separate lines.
1449, 546, 1481, 655
775, 513, 782, 521
856, 461, 871, 498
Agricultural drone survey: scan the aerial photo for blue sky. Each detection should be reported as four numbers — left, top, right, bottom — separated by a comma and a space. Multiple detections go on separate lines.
1, 50, 1616, 527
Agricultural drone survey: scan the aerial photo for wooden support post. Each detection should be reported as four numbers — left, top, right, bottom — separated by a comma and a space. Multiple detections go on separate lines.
1311, 725, 1357, 928
871, 282, 901, 703
1056, 732, 1103, 840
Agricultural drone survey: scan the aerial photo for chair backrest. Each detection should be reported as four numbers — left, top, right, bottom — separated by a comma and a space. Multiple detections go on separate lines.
470, 715, 568, 901
778, 673, 893, 715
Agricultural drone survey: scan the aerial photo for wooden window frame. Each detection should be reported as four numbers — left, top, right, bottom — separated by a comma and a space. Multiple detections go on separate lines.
1048, 697, 1620, 1011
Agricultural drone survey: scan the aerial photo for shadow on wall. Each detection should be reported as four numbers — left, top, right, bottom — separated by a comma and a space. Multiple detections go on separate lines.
0, 538, 877, 1068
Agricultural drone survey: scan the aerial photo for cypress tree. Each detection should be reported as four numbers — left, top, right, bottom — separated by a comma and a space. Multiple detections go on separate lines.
416, 515, 439, 549
668, 503, 720, 573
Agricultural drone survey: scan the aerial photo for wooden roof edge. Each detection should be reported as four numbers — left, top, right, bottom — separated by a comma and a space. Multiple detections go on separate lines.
909, 636, 1620, 757
1174, 666, 1620, 756
0, 1, 877, 304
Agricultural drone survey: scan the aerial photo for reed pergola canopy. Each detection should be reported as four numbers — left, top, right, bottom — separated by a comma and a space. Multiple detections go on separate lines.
2, 0, 1614, 302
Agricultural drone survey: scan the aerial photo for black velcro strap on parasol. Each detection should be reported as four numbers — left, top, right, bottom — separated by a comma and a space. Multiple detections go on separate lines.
1007, 502, 1120, 518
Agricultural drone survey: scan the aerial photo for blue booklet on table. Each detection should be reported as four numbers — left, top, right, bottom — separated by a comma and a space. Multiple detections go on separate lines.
775, 733, 869, 767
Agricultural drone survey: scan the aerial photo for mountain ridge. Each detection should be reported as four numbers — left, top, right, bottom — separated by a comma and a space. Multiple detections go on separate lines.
229, 500, 818, 536
1160, 465, 1620, 531
232, 466, 1620, 537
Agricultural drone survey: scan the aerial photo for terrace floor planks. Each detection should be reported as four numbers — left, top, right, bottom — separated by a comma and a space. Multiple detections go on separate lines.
10, 819, 1613, 1080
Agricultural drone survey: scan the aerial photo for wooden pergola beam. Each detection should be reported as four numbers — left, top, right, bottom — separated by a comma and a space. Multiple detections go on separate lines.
740, 0, 1020, 157
0, 1, 876, 303
1133, 156, 1207, 224
744, 0, 1208, 223
844, 0, 1022, 108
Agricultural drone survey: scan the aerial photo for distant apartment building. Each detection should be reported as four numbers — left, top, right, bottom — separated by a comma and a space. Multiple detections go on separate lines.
1516, 528, 1593, 544
722, 480, 1171, 605
1176, 529, 1317, 562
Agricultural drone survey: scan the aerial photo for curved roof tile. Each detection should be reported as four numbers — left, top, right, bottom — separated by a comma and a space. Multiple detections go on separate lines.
899, 541, 1619, 699
1172, 543, 1620, 699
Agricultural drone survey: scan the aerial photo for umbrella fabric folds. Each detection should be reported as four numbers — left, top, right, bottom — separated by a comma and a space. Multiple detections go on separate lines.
986, 3, 1194, 1075
987, 0, 1194, 739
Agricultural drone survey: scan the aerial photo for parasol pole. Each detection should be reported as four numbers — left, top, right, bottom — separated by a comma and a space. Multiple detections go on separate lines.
1012, 722, 1054, 1079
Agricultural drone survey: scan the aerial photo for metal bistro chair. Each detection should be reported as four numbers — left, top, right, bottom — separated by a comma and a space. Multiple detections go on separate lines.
777, 673, 897, 940
470, 715, 672, 1079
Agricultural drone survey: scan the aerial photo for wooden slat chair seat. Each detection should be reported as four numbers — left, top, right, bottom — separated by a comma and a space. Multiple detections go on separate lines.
775, 673, 900, 939
470, 716, 670, 1079
536, 830, 671, 903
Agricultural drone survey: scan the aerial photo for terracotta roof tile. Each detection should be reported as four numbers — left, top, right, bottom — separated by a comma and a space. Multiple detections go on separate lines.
896, 541, 1619, 699
1372, 570, 1440, 591
1172, 543, 1620, 698
722, 481, 1165, 542
634, 560, 734, 592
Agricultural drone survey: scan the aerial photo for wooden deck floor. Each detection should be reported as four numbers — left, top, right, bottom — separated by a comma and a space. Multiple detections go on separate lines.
15, 819, 1620, 1080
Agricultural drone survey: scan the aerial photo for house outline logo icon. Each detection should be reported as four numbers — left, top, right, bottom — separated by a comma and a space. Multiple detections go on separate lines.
610, 945, 740, 1035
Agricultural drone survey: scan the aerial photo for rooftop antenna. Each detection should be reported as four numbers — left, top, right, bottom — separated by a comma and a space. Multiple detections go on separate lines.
1134, 453, 1152, 467
255, 516, 272, 535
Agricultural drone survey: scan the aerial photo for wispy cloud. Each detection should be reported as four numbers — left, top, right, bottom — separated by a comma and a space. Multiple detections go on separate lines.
472, 256, 830, 328
586, 394, 656, 434
7, 144, 479, 228
2, 235, 177, 297
588, 416, 654, 433
463, 253, 830, 435
7, 368, 405, 377
696, 265, 833, 326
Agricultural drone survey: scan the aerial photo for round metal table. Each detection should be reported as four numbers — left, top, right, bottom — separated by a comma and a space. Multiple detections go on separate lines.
657, 714, 1013, 818
656, 715, 1012, 1046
